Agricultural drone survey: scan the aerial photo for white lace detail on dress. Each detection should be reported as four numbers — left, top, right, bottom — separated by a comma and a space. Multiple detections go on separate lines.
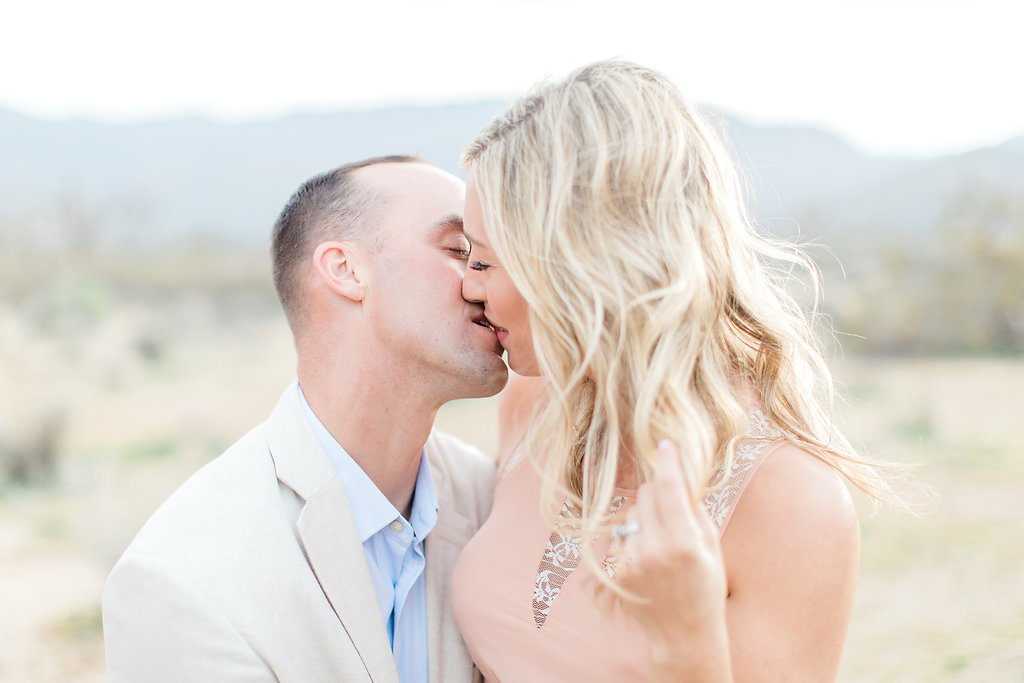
532, 496, 625, 628
531, 410, 781, 627
702, 410, 782, 529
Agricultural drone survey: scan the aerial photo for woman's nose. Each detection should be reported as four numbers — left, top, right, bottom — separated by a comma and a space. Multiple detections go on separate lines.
462, 268, 484, 304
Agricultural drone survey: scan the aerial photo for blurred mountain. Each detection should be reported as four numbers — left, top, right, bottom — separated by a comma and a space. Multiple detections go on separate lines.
1, 103, 1022, 248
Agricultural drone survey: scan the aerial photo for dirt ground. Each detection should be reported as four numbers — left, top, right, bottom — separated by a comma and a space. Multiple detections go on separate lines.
1, 312, 1022, 681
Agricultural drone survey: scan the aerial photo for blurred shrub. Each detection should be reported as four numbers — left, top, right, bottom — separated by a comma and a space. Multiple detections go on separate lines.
0, 409, 65, 486
825, 188, 1024, 355
56, 603, 104, 641
0, 196, 277, 323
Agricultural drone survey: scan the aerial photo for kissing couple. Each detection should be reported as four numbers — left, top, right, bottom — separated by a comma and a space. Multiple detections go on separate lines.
104, 61, 900, 682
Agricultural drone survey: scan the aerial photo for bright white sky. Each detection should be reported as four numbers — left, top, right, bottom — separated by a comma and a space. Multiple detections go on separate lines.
2, 0, 1021, 158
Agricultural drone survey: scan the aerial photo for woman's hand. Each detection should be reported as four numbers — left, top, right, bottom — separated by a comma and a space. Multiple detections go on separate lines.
616, 440, 732, 681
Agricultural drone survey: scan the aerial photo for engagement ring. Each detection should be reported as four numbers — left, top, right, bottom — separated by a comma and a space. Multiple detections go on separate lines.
611, 520, 640, 539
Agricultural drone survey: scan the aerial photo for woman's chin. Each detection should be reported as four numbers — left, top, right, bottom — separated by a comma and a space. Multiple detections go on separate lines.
508, 353, 542, 378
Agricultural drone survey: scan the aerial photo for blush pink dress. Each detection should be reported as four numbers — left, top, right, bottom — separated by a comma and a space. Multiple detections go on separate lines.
450, 412, 784, 682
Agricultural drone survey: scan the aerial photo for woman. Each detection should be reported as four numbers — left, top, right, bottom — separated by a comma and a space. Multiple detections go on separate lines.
450, 61, 899, 681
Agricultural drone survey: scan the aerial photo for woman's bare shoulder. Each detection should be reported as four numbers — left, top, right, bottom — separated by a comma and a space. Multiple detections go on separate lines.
722, 441, 860, 588
720, 442, 861, 679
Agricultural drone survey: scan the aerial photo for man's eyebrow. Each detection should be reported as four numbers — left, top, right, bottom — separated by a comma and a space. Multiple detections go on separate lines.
433, 214, 464, 234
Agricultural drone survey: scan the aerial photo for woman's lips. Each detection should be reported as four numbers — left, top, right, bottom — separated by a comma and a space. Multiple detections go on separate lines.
474, 314, 508, 347
482, 316, 510, 346
472, 316, 505, 352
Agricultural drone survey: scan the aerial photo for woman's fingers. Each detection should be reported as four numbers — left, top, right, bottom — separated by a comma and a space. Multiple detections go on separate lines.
653, 440, 720, 550
613, 438, 729, 654
650, 440, 702, 544
622, 481, 658, 565
619, 441, 698, 579
618, 440, 721, 587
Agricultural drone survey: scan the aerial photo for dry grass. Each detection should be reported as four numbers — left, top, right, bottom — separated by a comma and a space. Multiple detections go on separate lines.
1, 307, 1021, 681
834, 358, 1024, 681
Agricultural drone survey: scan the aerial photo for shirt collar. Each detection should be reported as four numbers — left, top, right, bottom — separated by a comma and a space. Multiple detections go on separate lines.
297, 384, 438, 543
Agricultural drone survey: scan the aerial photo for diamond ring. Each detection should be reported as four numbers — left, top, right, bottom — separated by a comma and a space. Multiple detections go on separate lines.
611, 520, 640, 539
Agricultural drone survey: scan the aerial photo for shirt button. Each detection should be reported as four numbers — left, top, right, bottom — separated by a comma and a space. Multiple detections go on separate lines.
389, 520, 404, 533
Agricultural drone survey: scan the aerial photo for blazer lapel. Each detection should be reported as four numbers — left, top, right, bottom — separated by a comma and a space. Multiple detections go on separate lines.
424, 436, 478, 683
299, 482, 398, 683
266, 382, 399, 683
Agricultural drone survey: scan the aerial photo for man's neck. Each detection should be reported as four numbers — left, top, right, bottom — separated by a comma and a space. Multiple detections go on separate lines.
298, 367, 439, 517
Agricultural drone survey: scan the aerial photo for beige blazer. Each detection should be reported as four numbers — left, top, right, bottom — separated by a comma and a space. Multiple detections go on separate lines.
102, 382, 495, 682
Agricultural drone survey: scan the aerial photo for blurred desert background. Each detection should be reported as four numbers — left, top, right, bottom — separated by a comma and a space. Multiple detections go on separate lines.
1, 96, 1022, 683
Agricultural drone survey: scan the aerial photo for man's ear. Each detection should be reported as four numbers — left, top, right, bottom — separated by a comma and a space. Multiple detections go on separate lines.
313, 241, 366, 302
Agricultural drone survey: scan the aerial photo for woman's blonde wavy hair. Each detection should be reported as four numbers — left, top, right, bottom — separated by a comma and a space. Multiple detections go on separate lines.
462, 61, 901, 541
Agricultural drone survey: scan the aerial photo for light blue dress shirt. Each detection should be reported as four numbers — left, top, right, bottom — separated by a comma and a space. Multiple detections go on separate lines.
299, 386, 437, 683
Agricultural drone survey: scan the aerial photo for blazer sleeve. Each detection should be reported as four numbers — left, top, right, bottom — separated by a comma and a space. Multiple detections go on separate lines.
103, 552, 276, 683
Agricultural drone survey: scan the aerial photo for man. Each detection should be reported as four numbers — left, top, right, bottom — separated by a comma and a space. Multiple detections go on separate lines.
102, 156, 508, 682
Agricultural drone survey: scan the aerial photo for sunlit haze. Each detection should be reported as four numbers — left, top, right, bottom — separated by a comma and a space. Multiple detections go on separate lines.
2, 0, 1022, 157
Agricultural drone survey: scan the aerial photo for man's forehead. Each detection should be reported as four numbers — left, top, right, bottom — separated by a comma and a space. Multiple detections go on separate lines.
352, 162, 465, 237
353, 161, 461, 195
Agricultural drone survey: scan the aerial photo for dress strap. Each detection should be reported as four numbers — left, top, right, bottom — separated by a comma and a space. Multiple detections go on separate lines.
702, 410, 785, 533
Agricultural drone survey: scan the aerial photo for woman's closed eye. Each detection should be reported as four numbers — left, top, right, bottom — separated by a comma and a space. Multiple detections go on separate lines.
469, 260, 490, 272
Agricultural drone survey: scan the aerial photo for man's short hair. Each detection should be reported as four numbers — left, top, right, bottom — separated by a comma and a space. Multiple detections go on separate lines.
271, 154, 425, 327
